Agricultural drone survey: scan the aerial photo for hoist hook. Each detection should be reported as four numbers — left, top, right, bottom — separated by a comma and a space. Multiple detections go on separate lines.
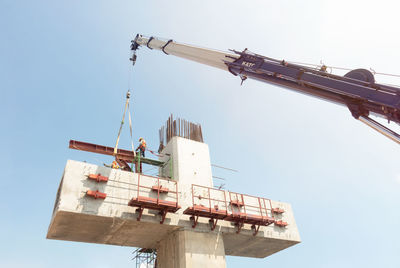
130, 34, 140, 66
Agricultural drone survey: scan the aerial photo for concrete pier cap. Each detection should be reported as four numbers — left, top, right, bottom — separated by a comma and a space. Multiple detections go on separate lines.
47, 136, 300, 267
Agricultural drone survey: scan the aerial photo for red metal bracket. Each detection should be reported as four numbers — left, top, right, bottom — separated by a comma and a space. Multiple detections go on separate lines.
274, 220, 288, 227
87, 174, 109, 183
151, 185, 169, 193
251, 224, 261, 236
272, 207, 285, 214
136, 207, 144, 221
230, 200, 244, 207
235, 221, 244, 234
190, 215, 199, 228
159, 209, 168, 224
209, 218, 218, 231
86, 190, 106, 199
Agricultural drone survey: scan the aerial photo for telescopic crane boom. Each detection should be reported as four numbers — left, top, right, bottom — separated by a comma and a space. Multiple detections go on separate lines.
130, 34, 400, 144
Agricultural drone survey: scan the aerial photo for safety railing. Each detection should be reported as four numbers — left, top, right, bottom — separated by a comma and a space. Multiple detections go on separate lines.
191, 184, 228, 213
183, 184, 285, 235
137, 174, 178, 201
184, 184, 228, 230
226, 191, 276, 234
227, 191, 274, 220
128, 174, 180, 224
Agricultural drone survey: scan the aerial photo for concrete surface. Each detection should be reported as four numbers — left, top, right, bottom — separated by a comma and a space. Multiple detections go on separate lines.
157, 230, 226, 268
159, 136, 213, 188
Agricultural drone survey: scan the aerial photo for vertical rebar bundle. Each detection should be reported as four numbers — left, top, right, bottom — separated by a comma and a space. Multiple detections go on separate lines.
159, 114, 203, 148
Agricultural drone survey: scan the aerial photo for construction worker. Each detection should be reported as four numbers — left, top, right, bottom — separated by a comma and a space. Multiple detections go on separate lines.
111, 160, 120, 169
136, 137, 146, 157
104, 160, 120, 169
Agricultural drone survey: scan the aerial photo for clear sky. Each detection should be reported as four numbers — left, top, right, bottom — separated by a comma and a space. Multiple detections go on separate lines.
1, 0, 400, 267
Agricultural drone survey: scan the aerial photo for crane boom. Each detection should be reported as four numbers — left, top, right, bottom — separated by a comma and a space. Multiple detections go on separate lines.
130, 34, 400, 144
132, 35, 238, 71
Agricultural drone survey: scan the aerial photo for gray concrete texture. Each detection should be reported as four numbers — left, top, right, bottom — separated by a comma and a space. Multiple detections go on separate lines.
47, 137, 300, 261
157, 230, 226, 268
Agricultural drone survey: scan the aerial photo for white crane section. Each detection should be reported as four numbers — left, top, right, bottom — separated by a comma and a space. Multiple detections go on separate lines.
133, 35, 238, 71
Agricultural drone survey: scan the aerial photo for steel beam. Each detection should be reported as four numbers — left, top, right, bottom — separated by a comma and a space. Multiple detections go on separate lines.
69, 140, 165, 166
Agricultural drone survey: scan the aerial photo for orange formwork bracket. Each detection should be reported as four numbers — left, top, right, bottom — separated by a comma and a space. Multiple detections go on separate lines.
86, 190, 107, 199
272, 208, 285, 214
87, 174, 109, 183
274, 220, 288, 227
151, 185, 169, 193
230, 200, 244, 207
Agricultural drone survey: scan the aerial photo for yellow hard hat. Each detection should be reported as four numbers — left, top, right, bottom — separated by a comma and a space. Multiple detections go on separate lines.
139, 137, 143, 141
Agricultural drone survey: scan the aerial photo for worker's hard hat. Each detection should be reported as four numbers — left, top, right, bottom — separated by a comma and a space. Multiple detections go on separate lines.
139, 137, 143, 141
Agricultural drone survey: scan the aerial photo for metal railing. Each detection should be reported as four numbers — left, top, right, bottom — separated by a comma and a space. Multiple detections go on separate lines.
184, 184, 283, 234
228, 191, 274, 220
191, 184, 228, 213
136, 174, 179, 207
189, 185, 274, 219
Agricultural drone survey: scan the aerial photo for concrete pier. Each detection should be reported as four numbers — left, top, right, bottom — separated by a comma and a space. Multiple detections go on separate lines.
47, 137, 300, 266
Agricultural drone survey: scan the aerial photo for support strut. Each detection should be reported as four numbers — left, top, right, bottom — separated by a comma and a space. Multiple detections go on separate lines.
136, 207, 144, 221
209, 218, 218, 231
159, 209, 168, 224
358, 116, 400, 144
190, 215, 199, 228
235, 221, 244, 234
251, 224, 261, 236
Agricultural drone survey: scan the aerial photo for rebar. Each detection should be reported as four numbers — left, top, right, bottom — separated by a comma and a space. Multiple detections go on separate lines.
159, 114, 204, 146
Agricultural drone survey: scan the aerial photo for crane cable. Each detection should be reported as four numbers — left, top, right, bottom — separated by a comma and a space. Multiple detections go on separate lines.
113, 90, 136, 158
127, 100, 135, 156
287, 60, 400, 78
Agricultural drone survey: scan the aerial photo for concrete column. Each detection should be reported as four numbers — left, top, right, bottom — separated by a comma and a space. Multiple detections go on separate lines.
157, 230, 226, 268
159, 136, 213, 187
159, 136, 215, 214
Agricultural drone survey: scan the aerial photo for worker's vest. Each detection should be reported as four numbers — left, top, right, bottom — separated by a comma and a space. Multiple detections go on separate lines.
111, 161, 119, 169
140, 140, 146, 149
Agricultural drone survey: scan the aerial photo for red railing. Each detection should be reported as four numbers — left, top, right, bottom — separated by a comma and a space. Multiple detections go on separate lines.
184, 184, 281, 235
136, 174, 179, 207
128, 174, 180, 224
183, 184, 228, 229
191, 184, 228, 213
228, 191, 274, 221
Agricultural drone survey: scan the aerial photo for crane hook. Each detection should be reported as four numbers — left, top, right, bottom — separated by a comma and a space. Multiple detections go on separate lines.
130, 34, 140, 66
130, 51, 137, 66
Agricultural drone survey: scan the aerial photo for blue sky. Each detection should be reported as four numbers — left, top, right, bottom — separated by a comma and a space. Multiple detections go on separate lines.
1, 0, 400, 267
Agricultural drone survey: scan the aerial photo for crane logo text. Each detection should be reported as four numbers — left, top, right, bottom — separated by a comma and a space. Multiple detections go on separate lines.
242, 61, 255, 67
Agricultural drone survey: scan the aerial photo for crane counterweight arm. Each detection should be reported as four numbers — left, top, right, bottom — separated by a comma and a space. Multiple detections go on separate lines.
130, 34, 400, 144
